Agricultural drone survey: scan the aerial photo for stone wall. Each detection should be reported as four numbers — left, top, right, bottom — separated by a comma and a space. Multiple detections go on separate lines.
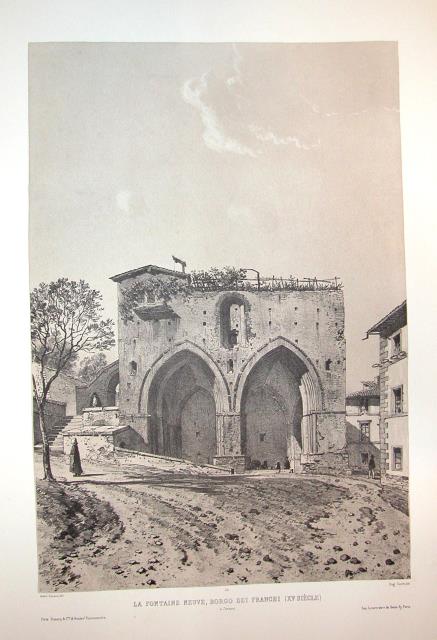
76, 361, 119, 412
82, 407, 120, 427
63, 426, 146, 461
33, 398, 66, 444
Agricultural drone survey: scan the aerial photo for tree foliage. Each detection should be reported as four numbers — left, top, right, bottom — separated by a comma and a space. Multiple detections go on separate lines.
31, 278, 115, 480
78, 352, 108, 383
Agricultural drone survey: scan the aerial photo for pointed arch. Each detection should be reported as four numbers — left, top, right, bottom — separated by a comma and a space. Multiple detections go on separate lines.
138, 340, 230, 414
234, 336, 323, 414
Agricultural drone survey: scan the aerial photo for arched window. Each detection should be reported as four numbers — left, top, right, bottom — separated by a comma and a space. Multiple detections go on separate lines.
90, 393, 102, 407
219, 295, 248, 349
129, 360, 138, 375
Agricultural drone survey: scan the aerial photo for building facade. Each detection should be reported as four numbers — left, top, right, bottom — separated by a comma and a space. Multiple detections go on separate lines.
346, 380, 380, 473
366, 301, 408, 477
110, 265, 348, 473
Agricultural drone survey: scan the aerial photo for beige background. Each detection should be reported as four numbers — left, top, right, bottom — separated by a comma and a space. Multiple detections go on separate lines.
28, 40, 404, 392
1, 1, 437, 639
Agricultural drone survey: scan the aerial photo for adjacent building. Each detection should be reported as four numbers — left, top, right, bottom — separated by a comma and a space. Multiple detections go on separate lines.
366, 301, 408, 477
346, 379, 380, 473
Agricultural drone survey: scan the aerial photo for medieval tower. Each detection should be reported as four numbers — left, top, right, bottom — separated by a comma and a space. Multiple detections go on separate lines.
110, 265, 347, 473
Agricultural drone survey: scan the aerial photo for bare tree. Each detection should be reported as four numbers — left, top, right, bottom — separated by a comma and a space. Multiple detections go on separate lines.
31, 278, 115, 481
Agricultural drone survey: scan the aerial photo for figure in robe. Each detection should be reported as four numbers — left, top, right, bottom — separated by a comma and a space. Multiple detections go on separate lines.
69, 438, 83, 476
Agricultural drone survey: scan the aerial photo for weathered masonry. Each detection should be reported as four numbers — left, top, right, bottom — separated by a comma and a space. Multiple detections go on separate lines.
110, 265, 347, 473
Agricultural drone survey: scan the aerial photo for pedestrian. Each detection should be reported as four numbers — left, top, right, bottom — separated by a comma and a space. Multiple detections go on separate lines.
276, 461, 281, 473
284, 457, 291, 471
368, 453, 375, 479
69, 438, 83, 477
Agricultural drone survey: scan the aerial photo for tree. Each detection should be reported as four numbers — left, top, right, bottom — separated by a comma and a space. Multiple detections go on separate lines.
31, 278, 115, 481
78, 352, 108, 383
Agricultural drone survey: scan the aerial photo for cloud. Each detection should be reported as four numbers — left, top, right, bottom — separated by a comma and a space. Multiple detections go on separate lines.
249, 124, 321, 151
226, 44, 243, 88
181, 73, 259, 157
115, 190, 149, 218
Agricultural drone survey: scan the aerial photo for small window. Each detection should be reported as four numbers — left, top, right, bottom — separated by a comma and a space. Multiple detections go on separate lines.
129, 361, 138, 375
393, 386, 403, 414
227, 359, 234, 373
195, 431, 200, 439
203, 321, 206, 326
259, 433, 266, 442
360, 422, 370, 442
325, 359, 332, 371
392, 332, 401, 355
393, 447, 402, 471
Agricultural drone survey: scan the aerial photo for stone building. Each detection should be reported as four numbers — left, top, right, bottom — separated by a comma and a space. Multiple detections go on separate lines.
366, 301, 408, 477
110, 265, 347, 473
32, 363, 86, 444
346, 379, 380, 473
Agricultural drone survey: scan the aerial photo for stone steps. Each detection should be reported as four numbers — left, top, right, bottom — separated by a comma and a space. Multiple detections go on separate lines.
49, 415, 82, 447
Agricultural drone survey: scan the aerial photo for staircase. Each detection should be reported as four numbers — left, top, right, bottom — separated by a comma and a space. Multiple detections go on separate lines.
49, 415, 83, 448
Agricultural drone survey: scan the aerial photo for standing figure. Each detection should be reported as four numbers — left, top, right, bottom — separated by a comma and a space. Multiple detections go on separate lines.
368, 453, 376, 479
69, 438, 83, 477
276, 461, 281, 473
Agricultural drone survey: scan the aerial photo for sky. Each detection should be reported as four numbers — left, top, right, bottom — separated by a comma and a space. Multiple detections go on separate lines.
28, 42, 406, 391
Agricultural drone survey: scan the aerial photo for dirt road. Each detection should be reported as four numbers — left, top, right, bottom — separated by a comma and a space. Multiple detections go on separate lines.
35, 451, 410, 592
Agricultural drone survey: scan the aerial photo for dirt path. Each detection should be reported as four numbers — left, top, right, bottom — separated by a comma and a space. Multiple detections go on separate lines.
35, 451, 410, 592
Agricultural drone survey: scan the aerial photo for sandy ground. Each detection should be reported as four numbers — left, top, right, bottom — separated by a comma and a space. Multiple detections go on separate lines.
35, 450, 410, 592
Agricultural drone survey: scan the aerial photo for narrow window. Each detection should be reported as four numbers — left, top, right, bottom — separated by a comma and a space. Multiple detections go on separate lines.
393, 386, 403, 414
129, 361, 137, 375
325, 359, 332, 371
227, 359, 234, 373
392, 332, 401, 355
393, 447, 402, 471
259, 433, 266, 442
360, 422, 370, 442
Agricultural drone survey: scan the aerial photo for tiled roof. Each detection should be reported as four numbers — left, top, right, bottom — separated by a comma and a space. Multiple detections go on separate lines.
347, 387, 380, 399
110, 264, 189, 283
366, 300, 407, 338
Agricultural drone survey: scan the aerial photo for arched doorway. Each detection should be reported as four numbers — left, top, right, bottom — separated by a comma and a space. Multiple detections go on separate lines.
239, 343, 319, 471
147, 350, 218, 464
107, 371, 120, 406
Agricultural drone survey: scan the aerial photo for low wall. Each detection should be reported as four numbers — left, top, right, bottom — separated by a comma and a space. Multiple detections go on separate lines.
63, 425, 146, 461
213, 455, 246, 474
116, 448, 232, 475
82, 407, 120, 427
